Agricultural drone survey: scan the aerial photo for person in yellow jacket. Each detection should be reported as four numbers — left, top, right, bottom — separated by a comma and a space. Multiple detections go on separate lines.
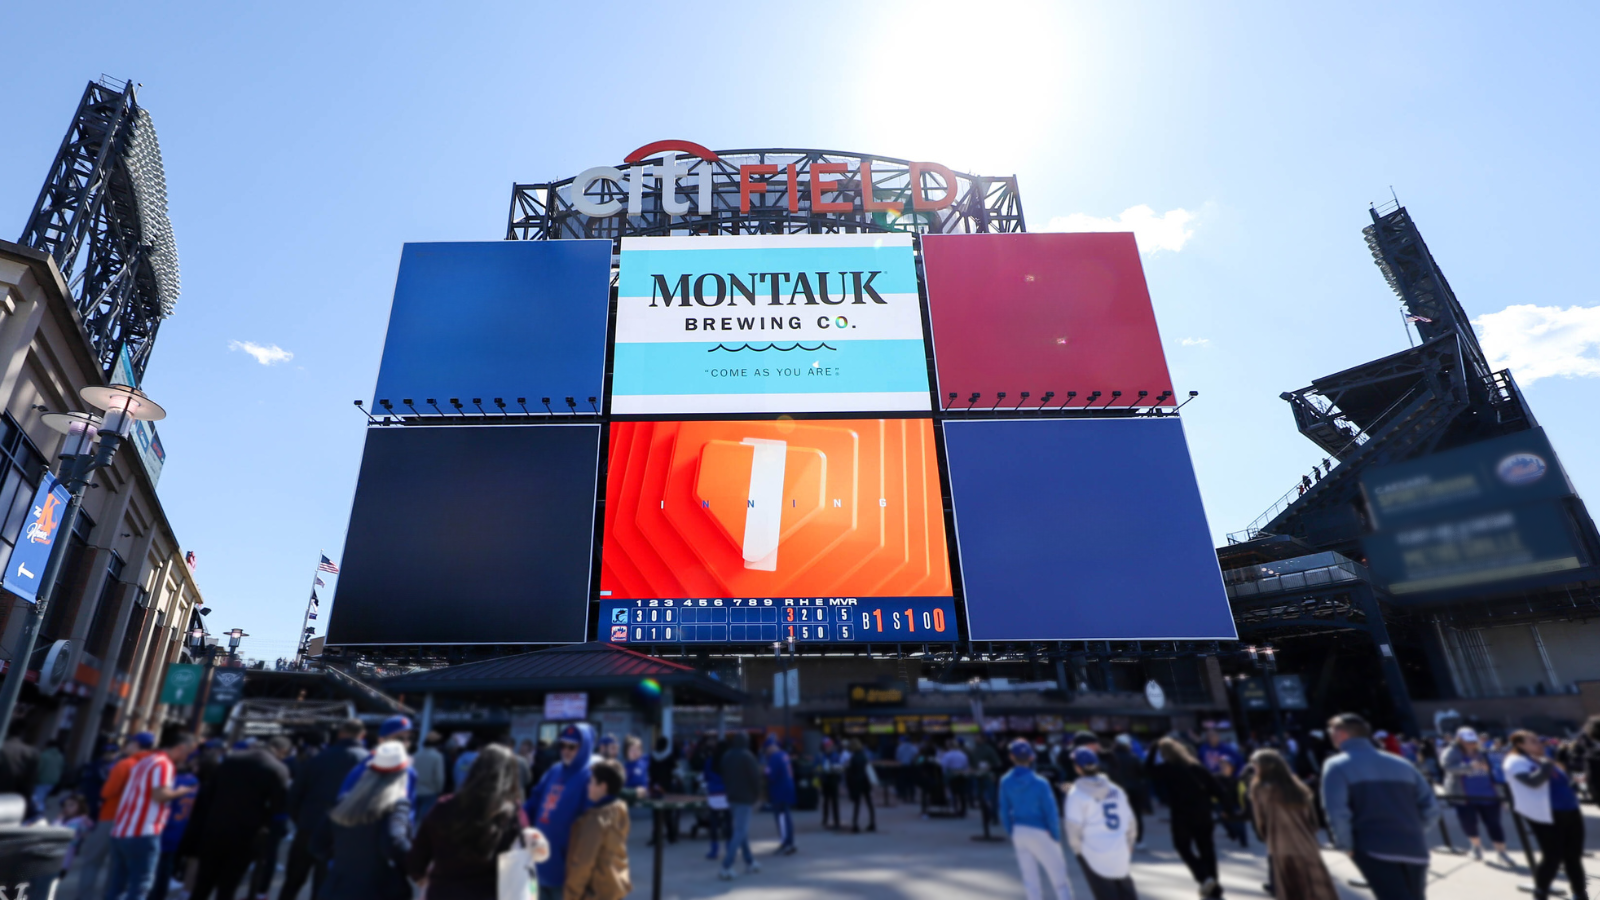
564, 759, 631, 900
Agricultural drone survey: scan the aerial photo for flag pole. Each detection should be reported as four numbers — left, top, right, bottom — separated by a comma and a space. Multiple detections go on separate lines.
294, 550, 323, 668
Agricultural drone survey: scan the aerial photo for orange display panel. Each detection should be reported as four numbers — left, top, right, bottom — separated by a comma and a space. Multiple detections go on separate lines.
601, 419, 952, 599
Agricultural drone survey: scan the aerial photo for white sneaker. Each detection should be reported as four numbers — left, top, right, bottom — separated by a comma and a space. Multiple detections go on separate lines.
746, 861, 762, 874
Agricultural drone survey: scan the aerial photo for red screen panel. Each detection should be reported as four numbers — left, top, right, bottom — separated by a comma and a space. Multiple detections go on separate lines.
922, 233, 1175, 408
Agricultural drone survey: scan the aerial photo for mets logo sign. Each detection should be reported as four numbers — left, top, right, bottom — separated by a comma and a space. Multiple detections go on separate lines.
24, 492, 63, 545
1496, 452, 1547, 486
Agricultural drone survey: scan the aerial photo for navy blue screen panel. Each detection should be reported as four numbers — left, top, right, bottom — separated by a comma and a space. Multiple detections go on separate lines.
327, 425, 600, 644
372, 240, 611, 409
944, 418, 1234, 641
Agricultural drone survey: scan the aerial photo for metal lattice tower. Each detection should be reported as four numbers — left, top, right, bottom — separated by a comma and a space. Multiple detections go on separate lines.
19, 77, 180, 381
509, 148, 1024, 241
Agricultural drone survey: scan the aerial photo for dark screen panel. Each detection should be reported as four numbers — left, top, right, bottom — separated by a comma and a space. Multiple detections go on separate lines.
371, 240, 611, 409
327, 425, 599, 644
944, 417, 1233, 641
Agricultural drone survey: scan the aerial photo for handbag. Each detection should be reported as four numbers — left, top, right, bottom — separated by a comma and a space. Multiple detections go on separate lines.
497, 832, 539, 900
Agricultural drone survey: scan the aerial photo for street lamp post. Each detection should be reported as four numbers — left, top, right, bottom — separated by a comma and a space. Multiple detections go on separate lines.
189, 626, 213, 735
226, 628, 248, 665
0, 385, 164, 742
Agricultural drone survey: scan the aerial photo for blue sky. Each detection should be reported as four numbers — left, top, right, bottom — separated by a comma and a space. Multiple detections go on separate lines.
2, 2, 1597, 661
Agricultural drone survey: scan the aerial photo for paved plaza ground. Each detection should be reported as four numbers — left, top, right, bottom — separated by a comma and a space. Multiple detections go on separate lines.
625, 795, 1600, 900
57, 794, 1600, 898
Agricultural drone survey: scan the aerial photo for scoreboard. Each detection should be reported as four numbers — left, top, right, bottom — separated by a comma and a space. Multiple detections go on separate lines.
602, 597, 957, 645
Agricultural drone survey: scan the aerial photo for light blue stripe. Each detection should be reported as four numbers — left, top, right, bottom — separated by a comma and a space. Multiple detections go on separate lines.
619, 245, 917, 298
613, 340, 930, 396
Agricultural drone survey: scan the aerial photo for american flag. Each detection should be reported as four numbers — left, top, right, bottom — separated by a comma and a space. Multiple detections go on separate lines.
317, 555, 340, 574
1405, 314, 1433, 323
184, 550, 197, 572
314, 576, 326, 587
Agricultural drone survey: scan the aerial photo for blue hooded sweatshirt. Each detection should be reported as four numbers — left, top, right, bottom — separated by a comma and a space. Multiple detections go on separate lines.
763, 739, 796, 807
525, 723, 595, 888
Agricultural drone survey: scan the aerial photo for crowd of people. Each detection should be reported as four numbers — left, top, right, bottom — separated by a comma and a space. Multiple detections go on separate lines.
2, 710, 1593, 899
12, 716, 642, 900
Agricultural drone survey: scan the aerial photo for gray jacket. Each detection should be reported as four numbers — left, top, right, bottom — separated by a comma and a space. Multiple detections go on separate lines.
1439, 743, 1497, 801
1322, 738, 1440, 861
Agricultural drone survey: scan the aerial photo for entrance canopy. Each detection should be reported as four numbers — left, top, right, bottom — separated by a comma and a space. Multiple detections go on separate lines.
381, 642, 745, 706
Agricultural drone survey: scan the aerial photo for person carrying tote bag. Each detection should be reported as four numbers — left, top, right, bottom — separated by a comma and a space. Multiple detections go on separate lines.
410, 745, 546, 900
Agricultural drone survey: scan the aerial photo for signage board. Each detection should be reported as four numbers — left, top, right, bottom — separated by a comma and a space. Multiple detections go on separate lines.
544, 693, 588, 721
2, 473, 71, 604
1237, 677, 1270, 711
611, 235, 930, 413
848, 683, 907, 709
111, 346, 166, 487
159, 663, 205, 705
944, 418, 1234, 641
209, 669, 246, 706
1365, 498, 1582, 595
1272, 674, 1308, 710
1361, 428, 1575, 529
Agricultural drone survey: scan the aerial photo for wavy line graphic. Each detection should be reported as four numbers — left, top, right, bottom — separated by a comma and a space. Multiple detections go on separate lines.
708, 342, 838, 353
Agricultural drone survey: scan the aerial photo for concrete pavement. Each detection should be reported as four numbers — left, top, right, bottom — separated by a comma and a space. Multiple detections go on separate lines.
627, 795, 1600, 899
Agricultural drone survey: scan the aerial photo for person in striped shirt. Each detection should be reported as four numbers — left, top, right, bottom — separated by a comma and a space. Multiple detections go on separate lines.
105, 731, 198, 900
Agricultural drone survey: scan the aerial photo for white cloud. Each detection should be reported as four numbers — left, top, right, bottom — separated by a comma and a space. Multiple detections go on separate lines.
1181, 337, 1211, 347
228, 340, 294, 366
1043, 205, 1197, 254
1473, 304, 1600, 384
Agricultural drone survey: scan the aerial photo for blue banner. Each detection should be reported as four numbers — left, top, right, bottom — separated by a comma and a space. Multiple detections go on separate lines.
3, 473, 72, 604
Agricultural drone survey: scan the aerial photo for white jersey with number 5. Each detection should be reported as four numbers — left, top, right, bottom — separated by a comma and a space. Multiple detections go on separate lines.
1064, 774, 1135, 879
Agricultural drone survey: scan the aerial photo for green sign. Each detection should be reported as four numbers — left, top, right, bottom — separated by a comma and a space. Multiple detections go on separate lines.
159, 664, 204, 705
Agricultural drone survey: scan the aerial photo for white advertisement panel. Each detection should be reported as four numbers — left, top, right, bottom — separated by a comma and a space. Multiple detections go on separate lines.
612, 234, 930, 414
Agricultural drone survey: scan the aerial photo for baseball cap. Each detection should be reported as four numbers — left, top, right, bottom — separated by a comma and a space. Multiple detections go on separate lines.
378, 715, 413, 738
1456, 727, 1480, 743
370, 741, 410, 772
132, 731, 156, 749
598, 734, 618, 747
1008, 739, 1035, 760
1114, 734, 1132, 747
1071, 731, 1098, 748
558, 725, 584, 745
1072, 747, 1100, 769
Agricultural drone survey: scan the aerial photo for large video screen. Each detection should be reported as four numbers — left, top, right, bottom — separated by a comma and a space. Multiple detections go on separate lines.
611, 235, 932, 414
600, 418, 954, 644
1361, 429, 1588, 597
944, 417, 1233, 641
327, 425, 600, 645
372, 240, 611, 411
922, 233, 1175, 409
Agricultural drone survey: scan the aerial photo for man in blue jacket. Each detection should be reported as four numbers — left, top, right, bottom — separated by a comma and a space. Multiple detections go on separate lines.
1322, 712, 1440, 900
526, 723, 595, 899
998, 739, 1073, 900
763, 737, 798, 855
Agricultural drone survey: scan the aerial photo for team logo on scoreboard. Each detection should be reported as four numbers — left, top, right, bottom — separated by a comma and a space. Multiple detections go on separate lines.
610, 607, 629, 624
610, 625, 629, 642
1496, 452, 1547, 486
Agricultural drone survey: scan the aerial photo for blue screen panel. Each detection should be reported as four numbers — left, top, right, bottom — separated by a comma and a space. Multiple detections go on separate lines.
372, 240, 611, 409
944, 418, 1234, 641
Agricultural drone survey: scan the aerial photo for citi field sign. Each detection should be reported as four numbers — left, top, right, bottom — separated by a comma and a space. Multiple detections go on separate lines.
570, 140, 961, 218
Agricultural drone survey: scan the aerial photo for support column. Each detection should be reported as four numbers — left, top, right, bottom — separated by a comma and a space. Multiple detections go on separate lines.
418, 693, 434, 742
1356, 586, 1419, 735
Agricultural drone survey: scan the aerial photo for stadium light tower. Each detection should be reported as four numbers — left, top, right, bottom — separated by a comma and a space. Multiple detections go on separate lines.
0, 385, 166, 740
